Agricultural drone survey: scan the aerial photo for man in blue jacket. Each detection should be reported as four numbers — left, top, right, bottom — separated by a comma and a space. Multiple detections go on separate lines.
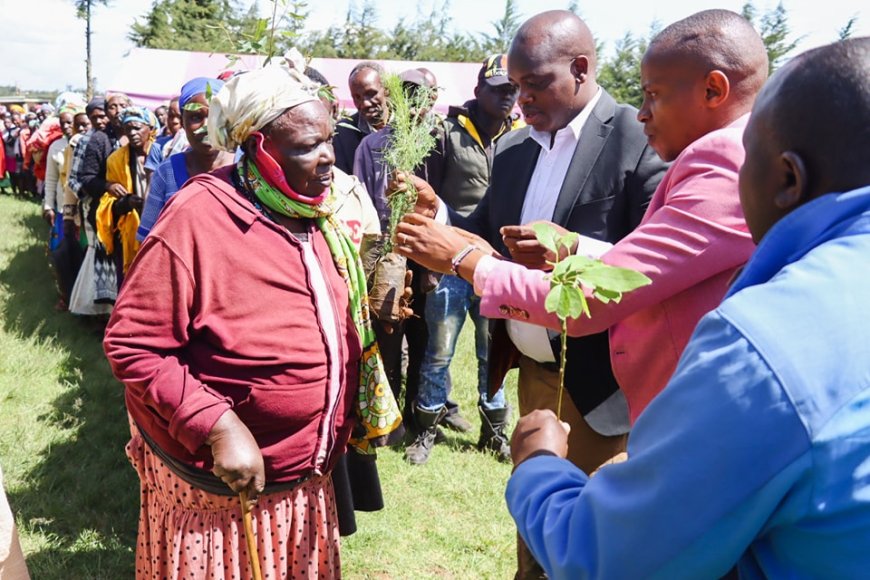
506, 36, 870, 579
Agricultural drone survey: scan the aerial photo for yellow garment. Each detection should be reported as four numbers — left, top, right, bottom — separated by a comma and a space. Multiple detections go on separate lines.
96, 194, 140, 273
96, 141, 152, 273
456, 113, 525, 150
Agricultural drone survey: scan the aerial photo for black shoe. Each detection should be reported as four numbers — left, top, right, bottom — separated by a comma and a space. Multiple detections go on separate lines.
442, 409, 473, 433
477, 406, 511, 463
404, 405, 448, 465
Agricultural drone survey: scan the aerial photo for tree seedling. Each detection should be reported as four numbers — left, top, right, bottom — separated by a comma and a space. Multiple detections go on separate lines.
532, 223, 652, 418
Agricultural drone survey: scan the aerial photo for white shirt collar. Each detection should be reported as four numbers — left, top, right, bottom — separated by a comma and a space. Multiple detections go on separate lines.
529, 87, 603, 152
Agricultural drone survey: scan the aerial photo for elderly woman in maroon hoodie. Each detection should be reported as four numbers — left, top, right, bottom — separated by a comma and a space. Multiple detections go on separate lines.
103, 51, 400, 579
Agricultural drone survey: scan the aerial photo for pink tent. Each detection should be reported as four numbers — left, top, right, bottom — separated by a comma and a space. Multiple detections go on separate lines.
108, 48, 483, 114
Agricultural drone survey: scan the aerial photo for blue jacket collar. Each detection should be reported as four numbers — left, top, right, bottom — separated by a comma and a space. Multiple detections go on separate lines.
729, 185, 870, 297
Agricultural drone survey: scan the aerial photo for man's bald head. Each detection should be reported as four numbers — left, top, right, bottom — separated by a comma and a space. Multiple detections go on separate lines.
761, 36, 869, 196
738, 37, 870, 241
510, 10, 597, 75
507, 10, 600, 132
647, 9, 768, 106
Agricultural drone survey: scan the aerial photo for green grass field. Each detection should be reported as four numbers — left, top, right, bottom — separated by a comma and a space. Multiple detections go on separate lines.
0, 193, 520, 579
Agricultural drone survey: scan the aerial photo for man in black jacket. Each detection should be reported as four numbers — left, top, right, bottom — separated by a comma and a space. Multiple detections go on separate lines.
332, 62, 389, 174
397, 12, 667, 577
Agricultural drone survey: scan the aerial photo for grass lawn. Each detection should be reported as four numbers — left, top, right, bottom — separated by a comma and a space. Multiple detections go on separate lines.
0, 193, 520, 579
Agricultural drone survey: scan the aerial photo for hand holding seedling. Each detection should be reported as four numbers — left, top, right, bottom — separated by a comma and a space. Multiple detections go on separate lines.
511, 409, 571, 467
532, 223, 651, 419
501, 221, 576, 270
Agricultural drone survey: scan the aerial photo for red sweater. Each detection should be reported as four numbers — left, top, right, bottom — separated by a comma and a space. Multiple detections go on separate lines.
104, 167, 361, 482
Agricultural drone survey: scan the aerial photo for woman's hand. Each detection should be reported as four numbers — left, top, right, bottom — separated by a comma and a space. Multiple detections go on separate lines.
388, 171, 439, 218
394, 213, 471, 274
381, 269, 415, 333
42, 208, 55, 227
206, 410, 265, 509
106, 182, 129, 198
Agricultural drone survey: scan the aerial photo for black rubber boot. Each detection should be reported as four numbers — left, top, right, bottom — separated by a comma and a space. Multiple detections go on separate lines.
404, 405, 448, 465
477, 406, 511, 463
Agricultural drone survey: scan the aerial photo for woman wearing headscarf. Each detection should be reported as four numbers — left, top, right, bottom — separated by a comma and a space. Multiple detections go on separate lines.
103, 50, 401, 579
43, 104, 86, 309
68, 99, 114, 317
95, 106, 158, 298
136, 77, 233, 241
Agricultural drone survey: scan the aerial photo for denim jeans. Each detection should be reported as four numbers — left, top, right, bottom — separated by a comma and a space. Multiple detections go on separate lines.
417, 275, 506, 411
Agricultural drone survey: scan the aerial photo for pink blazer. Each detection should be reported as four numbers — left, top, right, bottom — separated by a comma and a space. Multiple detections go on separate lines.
478, 115, 755, 422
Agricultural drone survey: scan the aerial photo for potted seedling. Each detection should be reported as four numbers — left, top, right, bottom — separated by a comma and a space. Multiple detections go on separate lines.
532, 223, 652, 418
360, 72, 439, 323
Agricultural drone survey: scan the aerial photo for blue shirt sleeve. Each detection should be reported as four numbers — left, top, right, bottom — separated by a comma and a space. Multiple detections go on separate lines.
138, 161, 172, 241
506, 311, 812, 579
144, 136, 169, 172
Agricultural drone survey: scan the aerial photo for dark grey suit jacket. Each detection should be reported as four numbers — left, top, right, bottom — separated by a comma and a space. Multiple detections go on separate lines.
453, 89, 668, 427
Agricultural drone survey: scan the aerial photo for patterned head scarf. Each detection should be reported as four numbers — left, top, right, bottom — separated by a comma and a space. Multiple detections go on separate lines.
207, 48, 321, 152
120, 106, 159, 128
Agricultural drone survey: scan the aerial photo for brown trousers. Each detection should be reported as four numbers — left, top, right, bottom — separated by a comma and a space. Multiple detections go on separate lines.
515, 356, 628, 579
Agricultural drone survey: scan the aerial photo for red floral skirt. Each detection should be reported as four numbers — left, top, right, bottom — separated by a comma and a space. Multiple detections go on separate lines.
126, 427, 341, 579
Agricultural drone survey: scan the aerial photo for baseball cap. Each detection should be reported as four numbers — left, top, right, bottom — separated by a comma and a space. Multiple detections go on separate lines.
399, 69, 428, 87
478, 54, 511, 86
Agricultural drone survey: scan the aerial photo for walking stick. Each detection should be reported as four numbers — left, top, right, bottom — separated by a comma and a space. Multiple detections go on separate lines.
239, 490, 264, 580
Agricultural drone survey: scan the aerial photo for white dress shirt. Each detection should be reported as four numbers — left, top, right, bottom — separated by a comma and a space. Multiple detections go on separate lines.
507, 88, 603, 362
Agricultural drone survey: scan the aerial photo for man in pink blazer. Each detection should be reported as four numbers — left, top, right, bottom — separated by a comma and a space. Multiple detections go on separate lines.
396, 9, 767, 423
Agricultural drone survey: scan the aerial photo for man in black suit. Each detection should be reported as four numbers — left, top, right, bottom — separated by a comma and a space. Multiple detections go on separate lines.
332, 61, 389, 174
396, 10, 666, 577
407, 9, 665, 468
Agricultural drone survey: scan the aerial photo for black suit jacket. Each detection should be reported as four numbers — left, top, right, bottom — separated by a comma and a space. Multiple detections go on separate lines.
453, 89, 668, 420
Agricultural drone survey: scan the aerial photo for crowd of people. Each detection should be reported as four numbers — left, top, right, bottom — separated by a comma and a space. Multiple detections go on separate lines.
0, 6, 868, 580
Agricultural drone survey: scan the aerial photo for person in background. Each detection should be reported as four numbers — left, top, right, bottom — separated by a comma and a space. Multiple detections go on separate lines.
104, 51, 401, 578
505, 36, 870, 580
54, 109, 92, 308
95, 106, 158, 297
405, 54, 522, 465
145, 96, 182, 189
43, 105, 82, 309
2, 115, 19, 194
75, 92, 130, 203
354, 68, 472, 436
153, 104, 168, 132
137, 78, 233, 242
333, 61, 389, 174
304, 67, 381, 249
68, 97, 114, 317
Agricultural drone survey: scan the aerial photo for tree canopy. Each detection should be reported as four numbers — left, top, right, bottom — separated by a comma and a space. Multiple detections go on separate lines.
127, 0, 844, 110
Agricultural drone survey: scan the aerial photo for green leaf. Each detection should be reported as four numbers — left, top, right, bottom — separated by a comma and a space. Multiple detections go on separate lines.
552, 254, 596, 278
578, 263, 652, 293
545, 285, 588, 320
557, 232, 580, 254
592, 287, 622, 304
544, 286, 563, 315
532, 223, 560, 255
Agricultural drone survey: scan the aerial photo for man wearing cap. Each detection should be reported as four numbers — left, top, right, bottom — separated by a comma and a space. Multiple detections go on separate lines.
353, 69, 471, 437
405, 54, 523, 465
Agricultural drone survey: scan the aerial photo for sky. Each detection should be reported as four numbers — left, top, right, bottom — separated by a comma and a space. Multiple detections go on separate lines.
4, 0, 866, 92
